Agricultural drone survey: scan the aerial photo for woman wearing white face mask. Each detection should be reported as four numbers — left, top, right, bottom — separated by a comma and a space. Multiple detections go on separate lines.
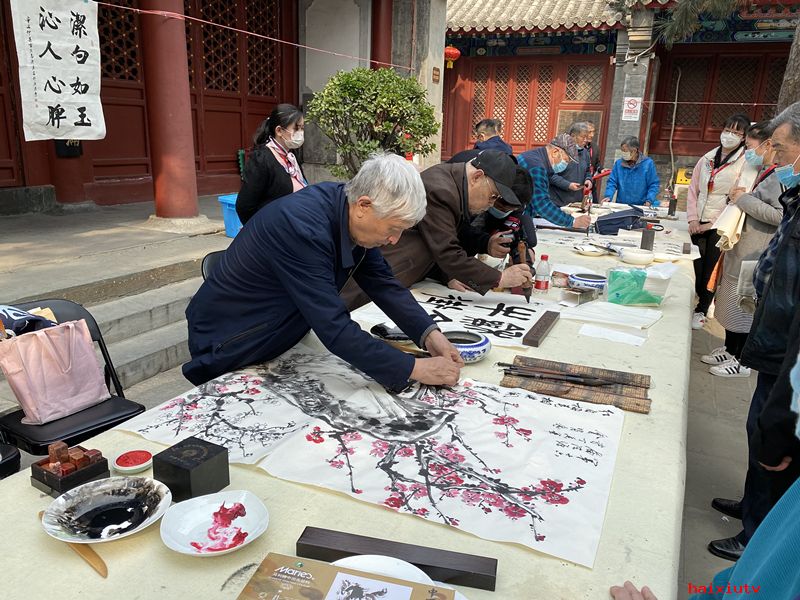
687, 113, 758, 330
703, 122, 783, 377
236, 103, 308, 224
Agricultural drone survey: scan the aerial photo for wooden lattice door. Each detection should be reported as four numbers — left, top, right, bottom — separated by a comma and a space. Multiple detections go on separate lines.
185, 0, 295, 176
445, 56, 611, 158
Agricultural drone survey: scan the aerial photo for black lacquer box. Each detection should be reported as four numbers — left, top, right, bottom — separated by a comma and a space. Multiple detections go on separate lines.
152, 436, 229, 502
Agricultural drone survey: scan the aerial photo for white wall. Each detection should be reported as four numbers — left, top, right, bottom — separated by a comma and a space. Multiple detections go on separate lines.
300, 0, 371, 95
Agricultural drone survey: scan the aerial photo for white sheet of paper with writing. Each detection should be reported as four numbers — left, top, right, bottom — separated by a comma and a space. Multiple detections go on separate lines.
10, 0, 106, 140
120, 346, 624, 567
351, 283, 560, 348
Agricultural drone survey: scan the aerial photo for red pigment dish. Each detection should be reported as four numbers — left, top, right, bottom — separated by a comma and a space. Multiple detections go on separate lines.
115, 450, 152, 469
191, 502, 248, 553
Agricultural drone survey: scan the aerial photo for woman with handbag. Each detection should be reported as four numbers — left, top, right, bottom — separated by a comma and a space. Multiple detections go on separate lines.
236, 104, 308, 224
687, 114, 759, 330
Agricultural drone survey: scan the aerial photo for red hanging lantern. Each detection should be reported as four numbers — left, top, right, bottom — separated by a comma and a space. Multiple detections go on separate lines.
444, 45, 461, 69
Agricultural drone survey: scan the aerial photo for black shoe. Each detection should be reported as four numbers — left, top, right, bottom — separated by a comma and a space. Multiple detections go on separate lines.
707, 536, 745, 562
711, 497, 742, 520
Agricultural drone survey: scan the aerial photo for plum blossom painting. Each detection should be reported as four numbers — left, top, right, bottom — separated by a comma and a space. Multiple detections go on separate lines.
121, 346, 623, 567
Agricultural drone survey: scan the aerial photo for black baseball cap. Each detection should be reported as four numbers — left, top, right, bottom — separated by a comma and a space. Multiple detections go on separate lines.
470, 150, 522, 207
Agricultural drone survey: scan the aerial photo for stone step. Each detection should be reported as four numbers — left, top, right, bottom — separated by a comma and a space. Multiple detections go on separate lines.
90, 277, 201, 345
109, 320, 190, 391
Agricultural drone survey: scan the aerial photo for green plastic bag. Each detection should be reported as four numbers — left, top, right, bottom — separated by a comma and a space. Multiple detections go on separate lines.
607, 268, 663, 306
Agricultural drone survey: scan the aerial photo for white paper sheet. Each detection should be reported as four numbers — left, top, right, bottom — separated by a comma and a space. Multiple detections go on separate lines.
560, 301, 663, 329
352, 282, 561, 348
120, 346, 624, 568
579, 324, 647, 346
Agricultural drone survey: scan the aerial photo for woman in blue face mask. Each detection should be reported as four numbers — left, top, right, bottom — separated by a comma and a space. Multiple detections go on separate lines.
704, 121, 783, 378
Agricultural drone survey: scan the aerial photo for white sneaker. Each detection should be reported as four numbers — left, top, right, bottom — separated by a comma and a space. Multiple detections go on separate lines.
710, 359, 751, 378
692, 312, 707, 329
701, 347, 734, 365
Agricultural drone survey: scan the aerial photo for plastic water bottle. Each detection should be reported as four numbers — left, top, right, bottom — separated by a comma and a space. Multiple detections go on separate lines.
534, 254, 551, 293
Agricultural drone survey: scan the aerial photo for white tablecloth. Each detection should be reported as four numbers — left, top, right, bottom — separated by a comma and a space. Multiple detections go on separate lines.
0, 226, 695, 600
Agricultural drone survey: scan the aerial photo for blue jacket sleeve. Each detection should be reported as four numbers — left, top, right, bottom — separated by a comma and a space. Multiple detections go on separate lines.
604, 161, 619, 201
646, 160, 661, 204
353, 248, 436, 347
265, 225, 416, 391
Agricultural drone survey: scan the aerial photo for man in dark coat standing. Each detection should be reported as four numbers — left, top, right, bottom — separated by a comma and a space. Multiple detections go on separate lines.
449, 119, 514, 162
585, 121, 602, 204
548, 122, 593, 207
183, 154, 463, 391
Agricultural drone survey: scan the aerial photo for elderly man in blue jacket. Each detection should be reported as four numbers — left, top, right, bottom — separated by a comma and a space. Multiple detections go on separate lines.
183, 154, 463, 390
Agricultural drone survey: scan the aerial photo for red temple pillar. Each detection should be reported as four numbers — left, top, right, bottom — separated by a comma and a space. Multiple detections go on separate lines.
370, 0, 393, 69
139, 0, 198, 218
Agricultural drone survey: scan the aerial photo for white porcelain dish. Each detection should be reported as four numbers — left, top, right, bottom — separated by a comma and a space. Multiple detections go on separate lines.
332, 555, 469, 600
42, 476, 171, 544
619, 248, 655, 265
573, 244, 606, 257
160, 490, 269, 556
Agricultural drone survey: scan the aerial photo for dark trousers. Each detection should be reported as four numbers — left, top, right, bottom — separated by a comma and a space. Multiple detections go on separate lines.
738, 372, 776, 543
691, 228, 722, 315
724, 330, 749, 359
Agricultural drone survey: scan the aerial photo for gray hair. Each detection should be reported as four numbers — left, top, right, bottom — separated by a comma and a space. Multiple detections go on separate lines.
344, 153, 426, 224
621, 136, 640, 149
568, 122, 590, 136
770, 101, 800, 143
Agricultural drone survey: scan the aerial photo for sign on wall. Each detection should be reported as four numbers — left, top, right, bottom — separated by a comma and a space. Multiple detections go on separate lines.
621, 97, 643, 122
10, 0, 106, 141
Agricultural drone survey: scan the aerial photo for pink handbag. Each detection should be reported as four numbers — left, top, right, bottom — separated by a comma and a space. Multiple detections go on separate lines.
0, 319, 110, 425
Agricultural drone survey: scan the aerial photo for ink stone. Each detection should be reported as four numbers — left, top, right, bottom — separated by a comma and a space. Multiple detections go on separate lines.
153, 436, 229, 502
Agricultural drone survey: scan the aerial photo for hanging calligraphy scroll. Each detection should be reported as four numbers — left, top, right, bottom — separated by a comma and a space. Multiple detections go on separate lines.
352, 283, 560, 348
10, 0, 106, 141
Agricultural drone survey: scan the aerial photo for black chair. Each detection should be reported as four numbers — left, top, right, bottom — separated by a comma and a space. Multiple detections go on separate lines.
0, 299, 145, 455
0, 443, 21, 479
201, 250, 226, 281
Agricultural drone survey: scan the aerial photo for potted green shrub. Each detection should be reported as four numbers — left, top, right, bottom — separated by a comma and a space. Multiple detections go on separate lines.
306, 67, 439, 179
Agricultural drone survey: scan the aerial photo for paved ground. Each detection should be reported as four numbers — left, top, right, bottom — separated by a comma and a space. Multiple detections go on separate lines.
680, 318, 753, 599
0, 200, 754, 596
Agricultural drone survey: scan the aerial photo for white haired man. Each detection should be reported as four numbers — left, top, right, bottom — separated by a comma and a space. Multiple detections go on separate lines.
183, 154, 463, 389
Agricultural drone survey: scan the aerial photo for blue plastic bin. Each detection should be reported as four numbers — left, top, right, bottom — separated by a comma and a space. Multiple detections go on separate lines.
218, 193, 242, 238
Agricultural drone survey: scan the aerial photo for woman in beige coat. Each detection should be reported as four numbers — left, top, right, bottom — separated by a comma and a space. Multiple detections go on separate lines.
702, 122, 783, 377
